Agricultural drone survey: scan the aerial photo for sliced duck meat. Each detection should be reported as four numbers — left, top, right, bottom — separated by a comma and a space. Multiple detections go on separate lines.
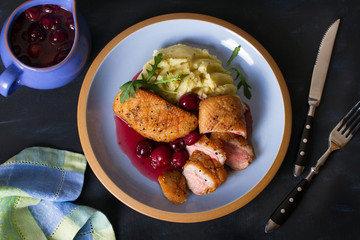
211, 132, 255, 170
113, 89, 198, 142
158, 169, 187, 205
183, 150, 227, 195
198, 95, 247, 138
186, 135, 226, 165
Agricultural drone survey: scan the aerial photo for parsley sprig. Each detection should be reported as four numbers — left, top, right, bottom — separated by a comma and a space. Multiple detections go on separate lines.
226, 46, 252, 99
119, 53, 188, 103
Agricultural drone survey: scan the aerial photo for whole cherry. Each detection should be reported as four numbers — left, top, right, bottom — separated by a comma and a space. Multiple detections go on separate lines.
136, 139, 154, 158
183, 131, 201, 145
179, 92, 200, 111
25, 6, 41, 21
150, 145, 172, 169
168, 138, 186, 152
40, 14, 55, 30
66, 17, 75, 31
41, 4, 60, 14
172, 151, 188, 169
50, 29, 68, 44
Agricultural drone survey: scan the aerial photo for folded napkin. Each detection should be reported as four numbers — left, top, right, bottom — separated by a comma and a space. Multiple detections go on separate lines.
0, 147, 115, 240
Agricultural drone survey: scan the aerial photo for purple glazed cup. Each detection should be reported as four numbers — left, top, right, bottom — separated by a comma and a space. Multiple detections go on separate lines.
0, 0, 90, 97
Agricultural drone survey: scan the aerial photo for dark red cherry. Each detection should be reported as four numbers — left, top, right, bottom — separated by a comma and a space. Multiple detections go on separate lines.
169, 138, 186, 152
150, 145, 172, 169
25, 6, 41, 21
136, 139, 154, 158
40, 14, 55, 30
171, 151, 188, 169
42, 4, 60, 14
179, 92, 200, 111
50, 29, 68, 43
28, 44, 42, 58
183, 131, 201, 145
28, 23, 45, 42
66, 17, 75, 30
54, 15, 62, 25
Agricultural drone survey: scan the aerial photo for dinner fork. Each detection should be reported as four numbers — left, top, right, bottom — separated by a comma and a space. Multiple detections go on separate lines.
265, 100, 360, 233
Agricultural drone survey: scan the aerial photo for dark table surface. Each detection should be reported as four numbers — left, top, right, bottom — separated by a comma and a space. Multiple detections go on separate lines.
1, 0, 360, 239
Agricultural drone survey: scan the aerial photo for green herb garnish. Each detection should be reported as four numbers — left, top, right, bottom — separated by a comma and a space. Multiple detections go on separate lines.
226, 46, 252, 99
119, 53, 188, 103
226, 45, 241, 66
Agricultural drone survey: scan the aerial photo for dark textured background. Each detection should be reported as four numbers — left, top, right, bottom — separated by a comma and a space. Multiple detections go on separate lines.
1, 0, 360, 239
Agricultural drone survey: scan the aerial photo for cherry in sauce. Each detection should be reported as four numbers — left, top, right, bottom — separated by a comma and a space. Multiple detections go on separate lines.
150, 145, 172, 169
168, 138, 186, 152
114, 71, 253, 181
114, 105, 253, 181
171, 151, 188, 168
115, 116, 175, 182
136, 139, 154, 158
9, 4, 75, 68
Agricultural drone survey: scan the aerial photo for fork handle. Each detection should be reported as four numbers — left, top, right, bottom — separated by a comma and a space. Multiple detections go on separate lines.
265, 179, 310, 232
295, 113, 315, 176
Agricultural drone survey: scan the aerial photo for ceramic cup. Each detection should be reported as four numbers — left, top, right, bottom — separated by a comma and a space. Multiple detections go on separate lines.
0, 0, 90, 97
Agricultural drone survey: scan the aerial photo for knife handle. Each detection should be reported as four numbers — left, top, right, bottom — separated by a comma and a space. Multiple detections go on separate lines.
295, 114, 314, 175
267, 179, 310, 228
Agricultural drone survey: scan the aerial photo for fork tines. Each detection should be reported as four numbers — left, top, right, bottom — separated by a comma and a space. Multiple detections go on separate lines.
337, 100, 360, 137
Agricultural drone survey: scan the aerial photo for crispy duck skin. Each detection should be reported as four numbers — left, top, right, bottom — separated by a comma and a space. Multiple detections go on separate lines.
183, 150, 227, 195
186, 135, 226, 165
211, 132, 255, 170
113, 89, 198, 142
158, 170, 187, 205
198, 95, 247, 138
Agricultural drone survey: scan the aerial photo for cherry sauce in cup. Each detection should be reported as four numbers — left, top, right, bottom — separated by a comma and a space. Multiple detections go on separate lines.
0, 0, 90, 97
10, 4, 75, 68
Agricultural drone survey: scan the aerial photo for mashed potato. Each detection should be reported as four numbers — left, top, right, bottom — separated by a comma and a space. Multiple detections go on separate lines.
138, 44, 237, 104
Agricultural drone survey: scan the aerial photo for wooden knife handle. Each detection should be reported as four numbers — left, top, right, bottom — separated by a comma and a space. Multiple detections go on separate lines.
268, 179, 310, 226
295, 115, 314, 168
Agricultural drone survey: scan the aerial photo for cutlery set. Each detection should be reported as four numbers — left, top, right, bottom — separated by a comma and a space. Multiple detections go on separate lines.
265, 19, 360, 232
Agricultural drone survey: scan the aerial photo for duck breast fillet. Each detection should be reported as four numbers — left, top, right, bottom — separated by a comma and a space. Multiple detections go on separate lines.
183, 150, 227, 195
113, 89, 198, 142
158, 170, 187, 205
211, 132, 255, 170
198, 95, 247, 138
186, 135, 226, 165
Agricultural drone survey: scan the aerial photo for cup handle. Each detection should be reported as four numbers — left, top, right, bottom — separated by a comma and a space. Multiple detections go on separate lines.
0, 63, 22, 97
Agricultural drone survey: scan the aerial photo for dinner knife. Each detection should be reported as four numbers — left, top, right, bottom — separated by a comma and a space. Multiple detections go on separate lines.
294, 19, 340, 177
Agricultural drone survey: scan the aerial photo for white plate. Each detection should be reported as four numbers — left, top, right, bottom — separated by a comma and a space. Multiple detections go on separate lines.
78, 13, 292, 223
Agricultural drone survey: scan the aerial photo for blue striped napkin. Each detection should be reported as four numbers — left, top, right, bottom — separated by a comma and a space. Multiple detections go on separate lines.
0, 147, 115, 239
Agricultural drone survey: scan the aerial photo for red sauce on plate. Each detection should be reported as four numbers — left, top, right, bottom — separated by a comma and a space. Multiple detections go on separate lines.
114, 116, 175, 181
114, 106, 253, 182
114, 70, 253, 182
114, 70, 175, 182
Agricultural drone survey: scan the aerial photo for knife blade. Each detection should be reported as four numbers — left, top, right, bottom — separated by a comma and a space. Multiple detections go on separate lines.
294, 19, 340, 177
